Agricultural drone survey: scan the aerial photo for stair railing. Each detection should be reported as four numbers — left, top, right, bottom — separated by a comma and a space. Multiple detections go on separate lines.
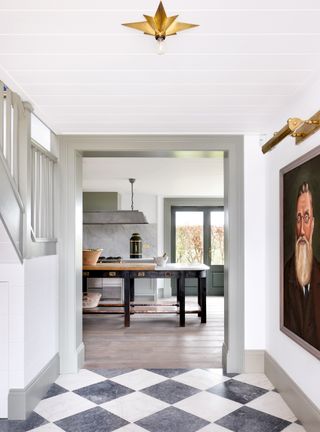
0, 81, 25, 260
30, 140, 57, 242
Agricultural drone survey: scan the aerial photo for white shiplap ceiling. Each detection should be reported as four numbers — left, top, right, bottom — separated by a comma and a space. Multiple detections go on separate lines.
1, 0, 320, 134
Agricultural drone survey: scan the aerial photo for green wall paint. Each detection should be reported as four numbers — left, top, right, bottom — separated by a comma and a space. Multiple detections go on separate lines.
83, 192, 118, 212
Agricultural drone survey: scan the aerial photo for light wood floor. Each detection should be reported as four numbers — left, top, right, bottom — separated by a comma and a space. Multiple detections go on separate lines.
83, 296, 224, 369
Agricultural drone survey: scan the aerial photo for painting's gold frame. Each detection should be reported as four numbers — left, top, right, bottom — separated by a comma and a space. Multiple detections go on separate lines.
280, 145, 320, 359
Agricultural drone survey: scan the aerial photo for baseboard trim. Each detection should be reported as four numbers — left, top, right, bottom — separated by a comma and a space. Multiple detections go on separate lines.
8, 353, 60, 420
244, 350, 265, 373
265, 352, 320, 432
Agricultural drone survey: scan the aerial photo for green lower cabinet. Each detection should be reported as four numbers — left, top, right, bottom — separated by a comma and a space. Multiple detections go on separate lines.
172, 265, 224, 297
211, 266, 224, 296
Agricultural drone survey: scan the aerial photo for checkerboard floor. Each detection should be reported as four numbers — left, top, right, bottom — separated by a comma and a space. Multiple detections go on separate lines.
0, 369, 306, 432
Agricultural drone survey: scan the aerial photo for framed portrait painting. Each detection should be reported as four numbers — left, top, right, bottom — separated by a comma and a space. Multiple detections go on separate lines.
281, 146, 320, 359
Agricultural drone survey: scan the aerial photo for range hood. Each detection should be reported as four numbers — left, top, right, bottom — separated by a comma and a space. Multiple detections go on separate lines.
83, 179, 148, 224
83, 210, 148, 224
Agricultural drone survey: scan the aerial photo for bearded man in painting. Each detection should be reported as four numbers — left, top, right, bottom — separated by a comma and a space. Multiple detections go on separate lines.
284, 182, 320, 350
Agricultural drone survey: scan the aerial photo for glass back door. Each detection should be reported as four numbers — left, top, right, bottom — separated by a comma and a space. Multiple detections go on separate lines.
172, 206, 224, 296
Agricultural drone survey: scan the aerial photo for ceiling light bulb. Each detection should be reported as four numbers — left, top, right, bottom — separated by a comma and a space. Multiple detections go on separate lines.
157, 37, 166, 55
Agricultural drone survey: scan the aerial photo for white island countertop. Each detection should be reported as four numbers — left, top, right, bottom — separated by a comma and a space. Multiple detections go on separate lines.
122, 259, 209, 271
123, 259, 209, 271
154, 263, 209, 271
84, 262, 209, 271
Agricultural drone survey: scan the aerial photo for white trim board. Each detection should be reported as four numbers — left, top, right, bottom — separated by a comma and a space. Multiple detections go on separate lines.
8, 353, 60, 420
265, 352, 320, 432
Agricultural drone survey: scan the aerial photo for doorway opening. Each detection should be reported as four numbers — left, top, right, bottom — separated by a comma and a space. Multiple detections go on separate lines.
171, 206, 224, 296
82, 155, 225, 369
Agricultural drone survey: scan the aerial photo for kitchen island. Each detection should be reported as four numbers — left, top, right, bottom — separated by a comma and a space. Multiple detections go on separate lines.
83, 263, 209, 327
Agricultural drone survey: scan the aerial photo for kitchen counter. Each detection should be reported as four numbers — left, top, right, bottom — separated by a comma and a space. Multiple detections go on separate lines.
83, 263, 209, 327
84, 262, 209, 271
83, 262, 156, 271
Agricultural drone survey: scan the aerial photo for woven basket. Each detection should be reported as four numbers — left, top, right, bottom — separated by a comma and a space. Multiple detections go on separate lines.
83, 249, 103, 265
83, 292, 102, 309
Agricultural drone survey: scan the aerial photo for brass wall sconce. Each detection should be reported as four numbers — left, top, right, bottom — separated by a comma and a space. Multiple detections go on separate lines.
262, 110, 320, 154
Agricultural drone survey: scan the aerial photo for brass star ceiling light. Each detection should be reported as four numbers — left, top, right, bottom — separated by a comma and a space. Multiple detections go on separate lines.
122, 1, 199, 54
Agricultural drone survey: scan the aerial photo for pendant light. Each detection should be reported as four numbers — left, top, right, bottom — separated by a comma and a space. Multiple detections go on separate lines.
128, 178, 148, 224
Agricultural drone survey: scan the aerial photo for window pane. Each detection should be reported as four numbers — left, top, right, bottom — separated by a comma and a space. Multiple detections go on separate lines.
211, 211, 224, 265
31, 114, 51, 151
176, 211, 203, 264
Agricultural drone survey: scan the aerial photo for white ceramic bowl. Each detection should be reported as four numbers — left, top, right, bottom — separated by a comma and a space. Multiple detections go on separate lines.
154, 256, 169, 266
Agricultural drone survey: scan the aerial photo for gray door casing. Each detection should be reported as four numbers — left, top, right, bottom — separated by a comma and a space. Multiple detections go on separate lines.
58, 136, 244, 374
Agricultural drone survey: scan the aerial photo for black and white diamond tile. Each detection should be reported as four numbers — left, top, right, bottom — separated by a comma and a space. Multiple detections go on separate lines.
246, 391, 297, 422
0, 368, 307, 432
43, 384, 68, 400
171, 369, 229, 390
89, 369, 133, 379
215, 406, 291, 432
34, 391, 96, 423
232, 373, 274, 391
55, 406, 128, 432
109, 369, 167, 391
0, 412, 48, 432
174, 391, 242, 422
282, 425, 308, 432
207, 379, 268, 404
74, 380, 134, 404
141, 379, 200, 404
146, 368, 190, 378
136, 407, 209, 432
55, 369, 106, 391
101, 392, 169, 423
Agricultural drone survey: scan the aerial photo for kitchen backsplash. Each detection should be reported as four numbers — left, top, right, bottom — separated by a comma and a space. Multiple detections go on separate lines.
83, 224, 157, 258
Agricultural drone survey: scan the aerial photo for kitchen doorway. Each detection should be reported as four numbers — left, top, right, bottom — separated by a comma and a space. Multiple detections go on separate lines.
58, 136, 245, 374
171, 206, 224, 297
82, 158, 226, 369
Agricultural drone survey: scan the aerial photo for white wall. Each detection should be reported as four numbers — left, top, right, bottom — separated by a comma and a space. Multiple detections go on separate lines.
157, 196, 165, 256
0, 261, 24, 418
82, 157, 224, 197
0, 220, 21, 264
120, 192, 157, 224
265, 77, 320, 408
0, 281, 9, 418
24, 255, 59, 386
0, 245, 58, 416
244, 135, 266, 350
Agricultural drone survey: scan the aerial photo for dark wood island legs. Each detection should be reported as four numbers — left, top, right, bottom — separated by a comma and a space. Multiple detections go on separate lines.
177, 274, 186, 327
124, 274, 131, 327
83, 269, 207, 327
200, 276, 207, 323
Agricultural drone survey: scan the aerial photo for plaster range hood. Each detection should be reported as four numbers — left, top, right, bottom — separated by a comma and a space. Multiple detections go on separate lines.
83, 210, 148, 224
83, 179, 148, 224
